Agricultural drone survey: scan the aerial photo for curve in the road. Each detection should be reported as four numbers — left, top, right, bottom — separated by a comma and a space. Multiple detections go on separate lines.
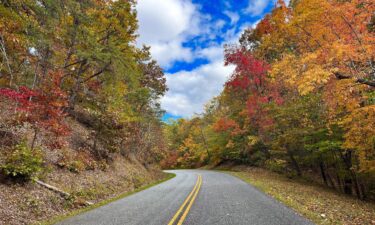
57, 170, 314, 225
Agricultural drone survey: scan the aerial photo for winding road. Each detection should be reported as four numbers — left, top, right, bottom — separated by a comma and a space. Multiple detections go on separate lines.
58, 170, 314, 225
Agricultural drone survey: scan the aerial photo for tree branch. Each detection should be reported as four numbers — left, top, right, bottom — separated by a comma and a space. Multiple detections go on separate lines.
82, 62, 111, 83
334, 72, 375, 87
63, 59, 86, 69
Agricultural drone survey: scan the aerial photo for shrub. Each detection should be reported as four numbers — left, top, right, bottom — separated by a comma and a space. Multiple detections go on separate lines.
57, 149, 96, 172
0, 142, 44, 180
264, 159, 287, 174
67, 160, 85, 173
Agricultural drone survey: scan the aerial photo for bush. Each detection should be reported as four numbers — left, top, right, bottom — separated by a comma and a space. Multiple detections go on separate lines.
67, 160, 85, 173
264, 159, 287, 174
0, 142, 44, 180
57, 149, 96, 172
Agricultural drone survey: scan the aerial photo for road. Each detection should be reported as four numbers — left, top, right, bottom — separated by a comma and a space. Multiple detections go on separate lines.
58, 170, 314, 225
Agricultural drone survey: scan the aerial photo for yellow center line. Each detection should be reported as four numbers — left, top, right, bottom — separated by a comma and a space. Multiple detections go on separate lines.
176, 175, 202, 225
167, 175, 202, 225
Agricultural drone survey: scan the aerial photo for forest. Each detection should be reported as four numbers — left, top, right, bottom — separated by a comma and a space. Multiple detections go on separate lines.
162, 0, 375, 200
0, 0, 167, 180
0, 0, 375, 224
0, 1, 374, 224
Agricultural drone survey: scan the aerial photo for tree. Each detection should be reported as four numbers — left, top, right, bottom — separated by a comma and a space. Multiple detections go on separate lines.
0, 70, 68, 149
0, 0, 168, 175
162, 0, 375, 200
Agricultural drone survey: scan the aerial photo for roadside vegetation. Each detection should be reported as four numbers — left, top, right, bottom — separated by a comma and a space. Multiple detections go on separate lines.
42, 172, 175, 225
226, 166, 375, 225
162, 0, 375, 204
0, 0, 168, 224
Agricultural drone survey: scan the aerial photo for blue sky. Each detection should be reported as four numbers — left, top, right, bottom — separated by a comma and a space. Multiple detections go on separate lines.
136, 0, 284, 119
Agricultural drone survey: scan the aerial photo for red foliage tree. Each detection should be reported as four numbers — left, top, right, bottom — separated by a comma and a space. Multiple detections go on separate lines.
213, 117, 243, 136
224, 46, 283, 133
0, 71, 69, 149
225, 47, 269, 90
255, 15, 274, 36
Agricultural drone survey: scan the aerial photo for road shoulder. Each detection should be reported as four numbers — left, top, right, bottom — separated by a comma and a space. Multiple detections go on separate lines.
225, 167, 375, 225
40, 172, 176, 225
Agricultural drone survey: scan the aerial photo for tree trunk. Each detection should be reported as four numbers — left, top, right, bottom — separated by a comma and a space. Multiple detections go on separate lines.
326, 171, 336, 189
331, 151, 343, 192
288, 152, 302, 176
319, 160, 328, 186
351, 172, 363, 199
31, 128, 38, 150
360, 183, 367, 200
199, 125, 211, 161
336, 175, 343, 193
69, 60, 87, 110
0, 35, 14, 87
343, 178, 353, 195
340, 150, 357, 196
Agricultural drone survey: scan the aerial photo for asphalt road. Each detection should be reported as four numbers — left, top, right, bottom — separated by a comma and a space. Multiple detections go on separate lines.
58, 170, 314, 225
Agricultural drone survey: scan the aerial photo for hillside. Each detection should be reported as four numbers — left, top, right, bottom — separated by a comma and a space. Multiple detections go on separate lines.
0, 1, 168, 224
0, 103, 168, 225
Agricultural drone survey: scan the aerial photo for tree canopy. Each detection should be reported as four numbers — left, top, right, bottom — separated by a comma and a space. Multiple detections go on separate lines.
163, 0, 375, 200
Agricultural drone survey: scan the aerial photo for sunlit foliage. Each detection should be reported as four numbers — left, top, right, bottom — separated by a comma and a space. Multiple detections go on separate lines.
163, 0, 375, 200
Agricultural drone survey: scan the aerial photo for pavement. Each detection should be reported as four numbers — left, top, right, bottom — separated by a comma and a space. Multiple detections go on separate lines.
57, 170, 314, 225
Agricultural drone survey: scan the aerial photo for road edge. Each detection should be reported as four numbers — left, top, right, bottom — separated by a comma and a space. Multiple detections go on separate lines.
221, 170, 317, 224
38, 172, 176, 225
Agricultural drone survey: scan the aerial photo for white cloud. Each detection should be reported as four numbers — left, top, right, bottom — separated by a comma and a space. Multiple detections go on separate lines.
245, 0, 271, 16
224, 11, 240, 25
161, 60, 235, 117
137, 0, 235, 117
137, 0, 276, 118
136, 0, 202, 68
197, 46, 223, 62
161, 21, 257, 117
150, 40, 193, 68
214, 19, 226, 30
245, 0, 291, 16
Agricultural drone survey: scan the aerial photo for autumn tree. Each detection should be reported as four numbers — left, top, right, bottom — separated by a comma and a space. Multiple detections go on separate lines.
163, 0, 375, 199
0, 0, 168, 176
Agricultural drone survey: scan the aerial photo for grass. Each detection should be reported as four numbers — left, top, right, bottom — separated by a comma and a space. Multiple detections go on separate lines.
225, 167, 375, 225
37, 172, 176, 225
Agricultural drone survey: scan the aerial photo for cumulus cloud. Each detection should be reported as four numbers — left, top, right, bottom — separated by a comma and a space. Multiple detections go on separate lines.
160, 24, 256, 117
161, 60, 234, 117
137, 0, 274, 117
196, 45, 224, 62
149, 40, 194, 68
136, 0, 202, 68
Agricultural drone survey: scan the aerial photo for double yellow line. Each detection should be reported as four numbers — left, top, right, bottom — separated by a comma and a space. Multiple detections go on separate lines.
167, 175, 202, 225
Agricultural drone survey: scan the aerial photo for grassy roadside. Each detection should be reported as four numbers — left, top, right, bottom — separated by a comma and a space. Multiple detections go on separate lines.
225, 167, 375, 225
38, 172, 176, 225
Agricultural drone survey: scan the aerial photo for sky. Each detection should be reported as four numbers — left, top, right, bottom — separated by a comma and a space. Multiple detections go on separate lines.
136, 0, 285, 119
